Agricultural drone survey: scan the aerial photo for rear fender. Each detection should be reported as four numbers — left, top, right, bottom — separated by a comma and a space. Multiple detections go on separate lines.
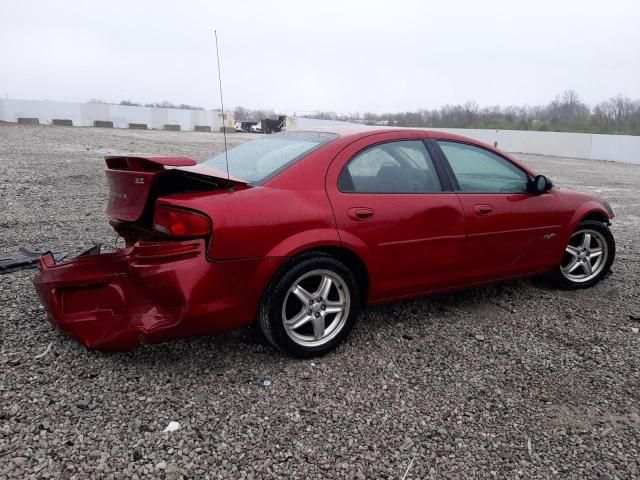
335, 229, 380, 297
265, 228, 342, 257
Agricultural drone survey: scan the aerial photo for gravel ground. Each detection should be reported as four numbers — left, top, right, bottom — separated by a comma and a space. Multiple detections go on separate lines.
1, 125, 639, 480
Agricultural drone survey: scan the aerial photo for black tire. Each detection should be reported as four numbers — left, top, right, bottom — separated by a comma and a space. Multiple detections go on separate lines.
549, 220, 615, 290
259, 253, 360, 358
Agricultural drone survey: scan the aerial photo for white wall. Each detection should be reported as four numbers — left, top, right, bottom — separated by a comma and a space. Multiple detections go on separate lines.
1, 100, 637, 165
429, 128, 596, 159
288, 120, 639, 165
0, 98, 231, 131
589, 133, 640, 164
430, 128, 638, 165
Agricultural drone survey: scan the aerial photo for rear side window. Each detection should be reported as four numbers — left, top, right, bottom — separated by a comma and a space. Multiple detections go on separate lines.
204, 131, 337, 184
339, 140, 442, 193
438, 141, 529, 193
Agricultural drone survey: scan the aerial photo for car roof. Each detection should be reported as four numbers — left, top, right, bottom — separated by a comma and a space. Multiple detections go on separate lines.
286, 126, 535, 177
295, 125, 483, 144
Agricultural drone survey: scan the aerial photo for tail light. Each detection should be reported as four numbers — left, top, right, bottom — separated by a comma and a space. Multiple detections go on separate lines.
153, 206, 211, 238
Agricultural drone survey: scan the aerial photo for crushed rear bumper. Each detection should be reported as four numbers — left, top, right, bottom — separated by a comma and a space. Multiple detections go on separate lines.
32, 240, 274, 351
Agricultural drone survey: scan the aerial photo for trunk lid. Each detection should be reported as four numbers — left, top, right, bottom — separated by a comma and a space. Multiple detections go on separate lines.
105, 156, 246, 222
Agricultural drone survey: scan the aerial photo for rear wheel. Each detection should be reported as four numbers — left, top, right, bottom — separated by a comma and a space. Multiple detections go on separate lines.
259, 254, 360, 358
550, 220, 615, 289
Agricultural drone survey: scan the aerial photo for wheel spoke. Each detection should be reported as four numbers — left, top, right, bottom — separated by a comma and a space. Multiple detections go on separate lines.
316, 275, 333, 300
311, 316, 325, 339
563, 258, 581, 273
324, 300, 344, 315
582, 260, 593, 275
286, 309, 312, 329
565, 245, 580, 257
589, 248, 603, 259
292, 285, 313, 305
582, 233, 592, 250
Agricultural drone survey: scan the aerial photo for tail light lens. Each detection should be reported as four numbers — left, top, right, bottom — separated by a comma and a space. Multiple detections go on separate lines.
153, 206, 211, 238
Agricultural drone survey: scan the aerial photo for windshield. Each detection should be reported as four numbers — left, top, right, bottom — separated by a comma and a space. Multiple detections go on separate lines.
203, 131, 337, 184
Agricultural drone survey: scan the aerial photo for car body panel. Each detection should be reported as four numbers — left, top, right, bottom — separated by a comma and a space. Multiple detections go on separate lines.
157, 186, 340, 261
33, 239, 285, 350
32, 127, 615, 351
451, 191, 567, 281
324, 131, 466, 300
558, 190, 612, 253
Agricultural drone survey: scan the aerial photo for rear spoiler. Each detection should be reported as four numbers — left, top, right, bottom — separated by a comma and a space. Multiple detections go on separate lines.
105, 156, 198, 171
105, 155, 247, 186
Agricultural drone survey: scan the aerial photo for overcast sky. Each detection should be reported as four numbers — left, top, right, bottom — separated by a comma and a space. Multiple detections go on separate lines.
1, 0, 639, 114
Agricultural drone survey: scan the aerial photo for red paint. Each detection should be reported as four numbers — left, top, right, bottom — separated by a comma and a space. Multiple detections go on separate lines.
105, 156, 198, 168
33, 128, 614, 351
33, 240, 285, 350
152, 206, 211, 238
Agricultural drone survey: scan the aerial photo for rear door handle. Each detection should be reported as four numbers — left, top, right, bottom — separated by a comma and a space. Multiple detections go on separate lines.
473, 204, 493, 215
347, 207, 375, 221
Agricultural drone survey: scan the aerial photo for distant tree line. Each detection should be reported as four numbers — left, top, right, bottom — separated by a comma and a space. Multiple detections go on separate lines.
88, 99, 204, 110
308, 91, 640, 136
87, 91, 640, 135
233, 106, 278, 122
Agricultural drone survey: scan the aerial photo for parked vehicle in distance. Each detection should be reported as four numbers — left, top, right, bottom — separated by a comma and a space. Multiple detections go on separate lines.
33, 127, 616, 357
235, 121, 259, 133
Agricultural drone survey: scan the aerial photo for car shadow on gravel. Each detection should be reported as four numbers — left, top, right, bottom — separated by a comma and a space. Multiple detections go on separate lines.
102, 325, 283, 366
357, 278, 541, 329
97, 277, 549, 368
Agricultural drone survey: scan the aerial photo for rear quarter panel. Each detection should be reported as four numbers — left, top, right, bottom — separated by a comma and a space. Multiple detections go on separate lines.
157, 186, 339, 260
157, 145, 348, 260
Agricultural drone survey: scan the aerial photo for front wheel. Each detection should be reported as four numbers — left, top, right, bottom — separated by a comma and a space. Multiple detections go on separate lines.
550, 220, 615, 289
258, 253, 360, 358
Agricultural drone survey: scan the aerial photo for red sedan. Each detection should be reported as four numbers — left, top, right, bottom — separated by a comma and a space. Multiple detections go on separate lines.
33, 128, 616, 357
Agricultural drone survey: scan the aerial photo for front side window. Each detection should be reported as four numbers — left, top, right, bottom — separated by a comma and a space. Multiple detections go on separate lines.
204, 131, 336, 184
438, 141, 529, 193
338, 140, 442, 193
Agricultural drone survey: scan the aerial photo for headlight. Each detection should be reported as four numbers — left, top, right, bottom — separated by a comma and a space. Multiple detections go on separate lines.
603, 200, 616, 219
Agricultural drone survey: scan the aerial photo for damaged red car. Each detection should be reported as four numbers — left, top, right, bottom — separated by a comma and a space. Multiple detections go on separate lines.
33, 128, 616, 357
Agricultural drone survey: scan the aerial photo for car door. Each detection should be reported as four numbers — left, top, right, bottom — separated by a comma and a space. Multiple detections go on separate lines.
433, 139, 565, 282
326, 132, 466, 301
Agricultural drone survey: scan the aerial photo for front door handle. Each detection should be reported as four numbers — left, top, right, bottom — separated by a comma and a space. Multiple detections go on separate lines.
473, 204, 493, 216
347, 207, 375, 221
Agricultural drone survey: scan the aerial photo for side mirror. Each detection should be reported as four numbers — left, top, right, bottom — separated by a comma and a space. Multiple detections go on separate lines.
532, 175, 553, 194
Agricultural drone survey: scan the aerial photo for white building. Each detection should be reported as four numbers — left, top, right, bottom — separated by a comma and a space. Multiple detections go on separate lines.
0, 98, 234, 131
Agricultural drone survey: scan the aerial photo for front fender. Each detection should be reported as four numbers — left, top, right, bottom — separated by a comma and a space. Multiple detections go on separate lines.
568, 201, 611, 233
555, 201, 612, 261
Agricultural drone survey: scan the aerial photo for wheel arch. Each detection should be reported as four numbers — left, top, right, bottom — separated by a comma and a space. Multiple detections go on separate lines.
551, 204, 612, 263
263, 244, 371, 305
568, 203, 611, 233
302, 245, 370, 302
580, 210, 610, 225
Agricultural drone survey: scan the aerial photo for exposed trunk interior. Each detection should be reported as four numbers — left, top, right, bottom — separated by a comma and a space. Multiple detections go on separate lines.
105, 156, 229, 244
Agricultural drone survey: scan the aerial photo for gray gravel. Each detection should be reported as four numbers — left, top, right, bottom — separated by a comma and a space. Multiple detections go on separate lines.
1, 125, 639, 479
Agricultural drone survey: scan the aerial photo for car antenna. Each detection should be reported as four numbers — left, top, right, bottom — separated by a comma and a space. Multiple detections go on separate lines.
214, 29, 231, 191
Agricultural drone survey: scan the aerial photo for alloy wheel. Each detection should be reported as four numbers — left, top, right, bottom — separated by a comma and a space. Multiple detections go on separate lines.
560, 228, 609, 283
282, 269, 351, 347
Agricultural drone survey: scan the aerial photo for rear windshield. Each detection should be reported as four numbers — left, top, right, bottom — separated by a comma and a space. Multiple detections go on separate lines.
203, 131, 337, 184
